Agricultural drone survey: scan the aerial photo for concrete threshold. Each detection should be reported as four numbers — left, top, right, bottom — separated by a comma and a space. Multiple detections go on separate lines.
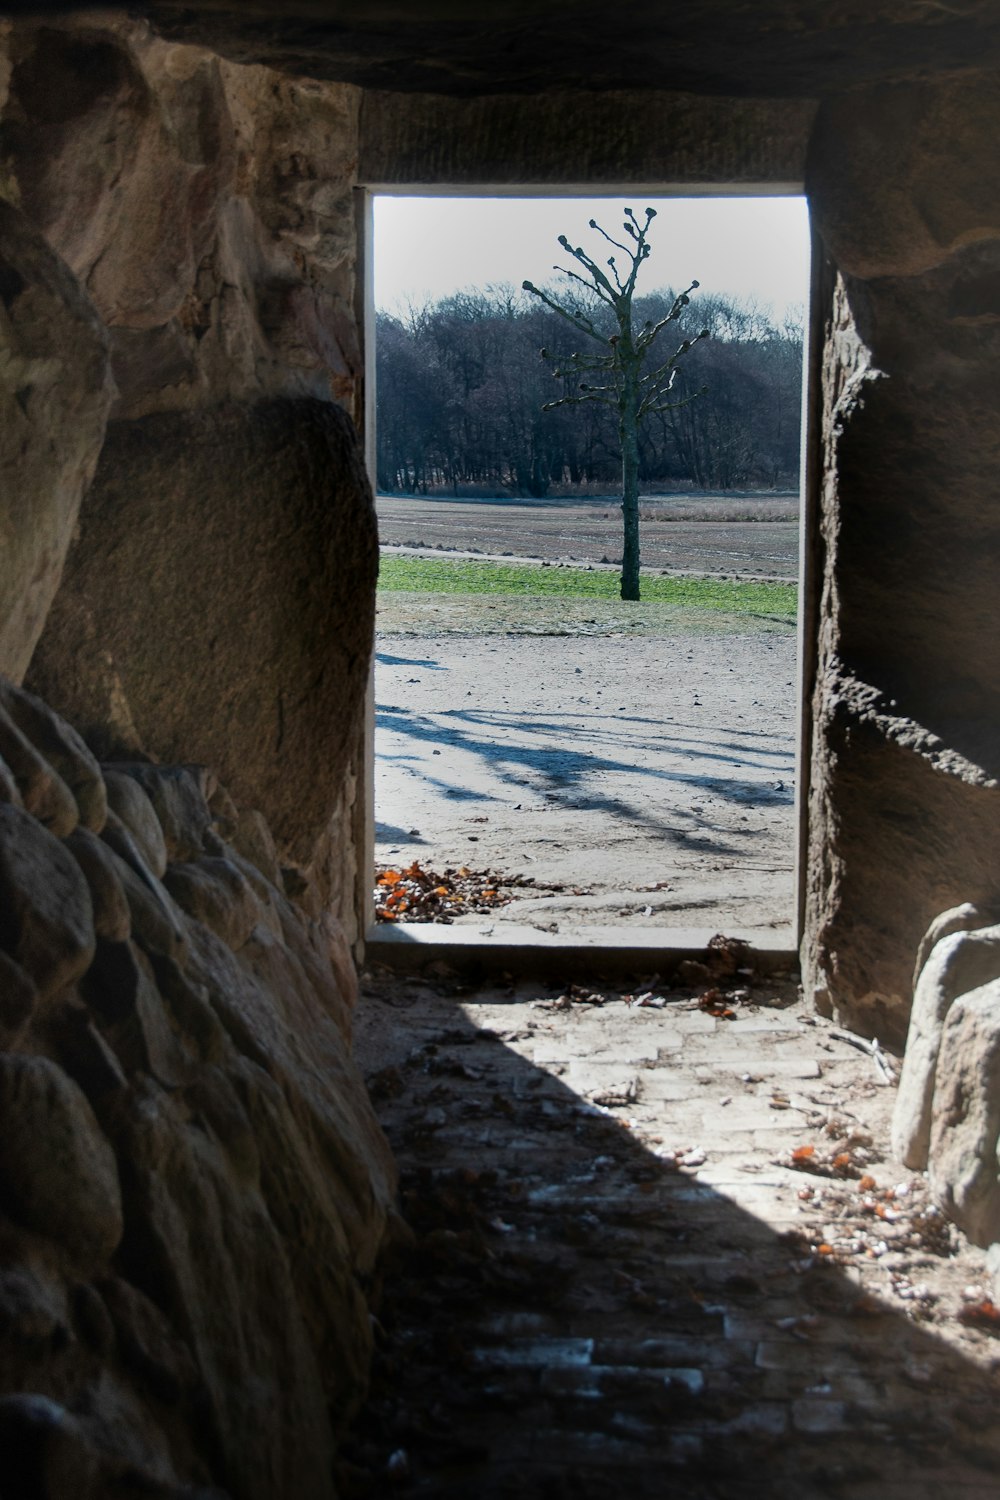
364, 921, 798, 981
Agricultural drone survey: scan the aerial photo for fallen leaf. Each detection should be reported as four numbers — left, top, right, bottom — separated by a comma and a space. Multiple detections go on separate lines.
957, 1299, 1000, 1329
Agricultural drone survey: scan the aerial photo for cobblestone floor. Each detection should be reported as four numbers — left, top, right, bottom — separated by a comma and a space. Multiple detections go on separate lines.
341, 963, 1000, 1499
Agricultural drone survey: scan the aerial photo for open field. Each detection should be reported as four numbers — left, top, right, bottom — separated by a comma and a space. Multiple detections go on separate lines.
378, 555, 797, 619
376, 490, 800, 579
374, 493, 801, 937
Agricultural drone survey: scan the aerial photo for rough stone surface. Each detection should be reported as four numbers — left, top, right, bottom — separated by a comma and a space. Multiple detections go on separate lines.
0, 948, 34, 1036
0, 16, 372, 932
0, 705, 78, 838
802, 71, 1000, 1034
0, 1052, 123, 1267
113, 763, 214, 864
808, 76, 1000, 280
1, 18, 363, 424
163, 855, 262, 951
928, 979, 1000, 1248
28, 397, 378, 872
0, 199, 113, 684
912, 901, 1000, 992
0, 802, 94, 1002
0, 681, 396, 1498
360, 89, 813, 187
0, 678, 106, 831
135, 1, 1000, 96
893, 923, 1000, 1169
103, 769, 168, 879
64, 826, 132, 944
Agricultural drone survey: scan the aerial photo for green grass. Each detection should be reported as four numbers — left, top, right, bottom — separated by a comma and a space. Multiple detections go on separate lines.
378, 554, 797, 621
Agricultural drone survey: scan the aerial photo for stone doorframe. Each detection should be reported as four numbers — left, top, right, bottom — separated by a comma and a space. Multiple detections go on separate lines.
352, 88, 821, 974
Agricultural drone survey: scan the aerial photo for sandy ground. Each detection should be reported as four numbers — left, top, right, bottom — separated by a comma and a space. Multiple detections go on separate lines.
375, 627, 799, 937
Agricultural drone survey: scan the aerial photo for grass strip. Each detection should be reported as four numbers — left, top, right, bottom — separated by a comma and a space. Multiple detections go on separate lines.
378, 554, 797, 621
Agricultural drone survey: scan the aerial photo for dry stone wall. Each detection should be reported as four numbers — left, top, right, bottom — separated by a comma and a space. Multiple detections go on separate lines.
0, 672, 397, 1499
0, 16, 392, 1491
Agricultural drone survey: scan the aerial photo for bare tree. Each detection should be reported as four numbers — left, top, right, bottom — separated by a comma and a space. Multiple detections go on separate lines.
523, 207, 708, 600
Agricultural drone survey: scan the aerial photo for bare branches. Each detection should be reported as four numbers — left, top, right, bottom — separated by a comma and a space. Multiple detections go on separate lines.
588, 217, 632, 256
554, 264, 616, 309
523, 206, 709, 600
642, 383, 710, 417
635, 280, 701, 352
525, 209, 709, 431
541, 391, 617, 411
521, 280, 602, 343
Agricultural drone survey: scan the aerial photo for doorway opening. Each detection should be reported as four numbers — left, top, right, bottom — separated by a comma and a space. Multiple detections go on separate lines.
364, 192, 812, 956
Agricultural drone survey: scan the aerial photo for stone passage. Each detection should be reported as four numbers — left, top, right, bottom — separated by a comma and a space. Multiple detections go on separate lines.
0, 674, 396, 1499
345, 966, 1000, 1498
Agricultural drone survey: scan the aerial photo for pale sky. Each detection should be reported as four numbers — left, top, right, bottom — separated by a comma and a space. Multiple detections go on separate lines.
374, 195, 810, 323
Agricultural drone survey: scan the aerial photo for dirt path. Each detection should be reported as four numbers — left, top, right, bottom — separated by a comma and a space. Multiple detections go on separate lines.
375, 627, 798, 937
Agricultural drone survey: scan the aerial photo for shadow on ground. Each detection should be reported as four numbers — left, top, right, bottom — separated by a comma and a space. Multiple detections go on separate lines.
377, 703, 793, 855
340, 972, 1000, 1500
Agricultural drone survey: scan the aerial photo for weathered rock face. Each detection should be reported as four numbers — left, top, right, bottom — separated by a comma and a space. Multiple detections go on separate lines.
0, 673, 396, 1499
0, 198, 113, 684
0, 15, 373, 923
0, 17, 363, 424
27, 396, 378, 876
801, 77, 1000, 1040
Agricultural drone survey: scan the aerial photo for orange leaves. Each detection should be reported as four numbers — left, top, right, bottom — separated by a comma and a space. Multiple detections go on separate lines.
786, 1142, 866, 1180
698, 987, 736, 1019
957, 1298, 1000, 1330
373, 862, 530, 924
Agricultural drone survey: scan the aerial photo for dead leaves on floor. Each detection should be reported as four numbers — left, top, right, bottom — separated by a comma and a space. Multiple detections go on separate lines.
375, 860, 543, 922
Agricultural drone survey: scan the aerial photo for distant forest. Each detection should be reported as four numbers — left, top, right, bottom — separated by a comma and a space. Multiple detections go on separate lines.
375, 287, 804, 497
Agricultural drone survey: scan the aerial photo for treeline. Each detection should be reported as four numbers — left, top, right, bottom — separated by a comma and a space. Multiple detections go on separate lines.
376, 286, 803, 497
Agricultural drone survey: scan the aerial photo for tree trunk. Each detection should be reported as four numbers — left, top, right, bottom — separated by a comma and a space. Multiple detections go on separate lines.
620, 396, 641, 601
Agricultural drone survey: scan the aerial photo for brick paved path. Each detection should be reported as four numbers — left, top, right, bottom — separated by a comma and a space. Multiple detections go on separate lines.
342, 969, 1000, 1499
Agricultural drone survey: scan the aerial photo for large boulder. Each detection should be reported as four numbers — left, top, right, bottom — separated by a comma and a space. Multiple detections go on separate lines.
0, 200, 113, 682
27, 397, 378, 869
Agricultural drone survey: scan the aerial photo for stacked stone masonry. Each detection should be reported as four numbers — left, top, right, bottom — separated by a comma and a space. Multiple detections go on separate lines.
0, 672, 396, 1499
